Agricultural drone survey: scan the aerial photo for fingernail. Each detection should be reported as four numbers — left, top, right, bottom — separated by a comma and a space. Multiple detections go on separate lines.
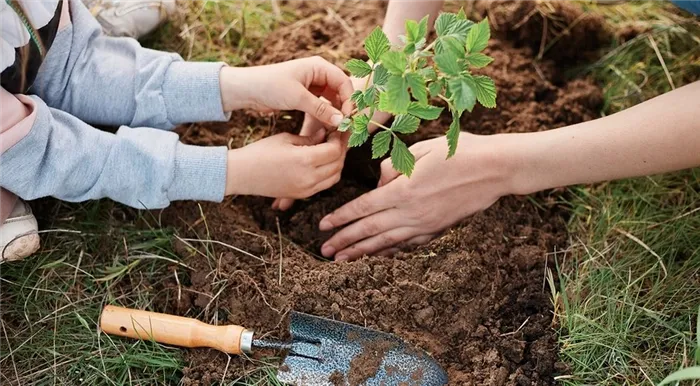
335, 254, 349, 262
319, 216, 333, 231
331, 114, 343, 127
321, 245, 335, 257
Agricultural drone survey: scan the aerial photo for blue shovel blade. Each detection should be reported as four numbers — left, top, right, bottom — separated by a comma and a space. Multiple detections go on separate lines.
275, 311, 448, 386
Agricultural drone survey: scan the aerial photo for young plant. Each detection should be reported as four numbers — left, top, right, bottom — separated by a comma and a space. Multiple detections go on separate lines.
340, 11, 497, 176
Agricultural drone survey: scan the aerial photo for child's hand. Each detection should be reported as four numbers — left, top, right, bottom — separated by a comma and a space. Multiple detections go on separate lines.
219, 57, 354, 128
225, 131, 345, 199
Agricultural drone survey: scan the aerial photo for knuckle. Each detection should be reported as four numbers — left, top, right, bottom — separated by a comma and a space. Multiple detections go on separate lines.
314, 102, 329, 119
361, 219, 380, 236
379, 233, 397, 247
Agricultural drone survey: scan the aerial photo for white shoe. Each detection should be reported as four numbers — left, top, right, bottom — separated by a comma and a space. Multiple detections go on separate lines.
83, 0, 176, 38
0, 199, 40, 262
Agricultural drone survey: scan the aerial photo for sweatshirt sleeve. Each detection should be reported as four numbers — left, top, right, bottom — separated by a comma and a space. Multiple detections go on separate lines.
0, 94, 228, 208
31, 0, 230, 130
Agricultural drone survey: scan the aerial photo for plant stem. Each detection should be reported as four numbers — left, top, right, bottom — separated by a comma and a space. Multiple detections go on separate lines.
370, 120, 392, 131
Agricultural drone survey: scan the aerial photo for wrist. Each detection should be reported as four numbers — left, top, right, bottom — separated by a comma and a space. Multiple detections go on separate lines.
224, 148, 253, 196
497, 132, 556, 196
219, 66, 253, 112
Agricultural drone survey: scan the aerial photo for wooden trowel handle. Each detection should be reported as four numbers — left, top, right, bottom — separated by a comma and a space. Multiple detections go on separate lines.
100, 305, 253, 355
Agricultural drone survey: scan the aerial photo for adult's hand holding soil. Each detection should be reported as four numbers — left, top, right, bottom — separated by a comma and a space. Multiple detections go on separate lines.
224, 131, 345, 199
319, 132, 512, 261
219, 56, 354, 127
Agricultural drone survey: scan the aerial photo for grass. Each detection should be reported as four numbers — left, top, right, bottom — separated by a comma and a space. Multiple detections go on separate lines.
557, 1, 700, 385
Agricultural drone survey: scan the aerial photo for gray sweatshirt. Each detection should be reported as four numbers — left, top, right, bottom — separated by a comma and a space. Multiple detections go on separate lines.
0, 0, 229, 210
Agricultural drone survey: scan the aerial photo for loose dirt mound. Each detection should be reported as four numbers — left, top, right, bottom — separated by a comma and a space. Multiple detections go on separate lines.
161, 1, 604, 385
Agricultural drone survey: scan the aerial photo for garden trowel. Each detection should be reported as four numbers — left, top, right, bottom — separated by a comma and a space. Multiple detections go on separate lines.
100, 305, 448, 385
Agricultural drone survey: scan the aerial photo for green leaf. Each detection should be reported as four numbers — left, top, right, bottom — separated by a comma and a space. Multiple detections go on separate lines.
658, 366, 700, 386
438, 36, 466, 57
457, 7, 467, 20
365, 27, 390, 63
435, 13, 457, 37
380, 51, 407, 75
446, 112, 460, 158
465, 53, 494, 69
348, 129, 370, 147
417, 15, 429, 41
418, 67, 437, 81
373, 64, 389, 86
403, 42, 416, 55
371, 130, 392, 159
448, 76, 476, 113
351, 90, 366, 110
408, 102, 444, 120
466, 18, 490, 53
363, 86, 376, 109
428, 81, 443, 98
406, 20, 420, 42
469, 75, 497, 108
406, 72, 428, 106
434, 52, 462, 76
390, 114, 420, 134
390, 137, 415, 177
353, 114, 370, 133
338, 118, 352, 132
435, 13, 473, 55
378, 75, 410, 114
346, 59, 373, 78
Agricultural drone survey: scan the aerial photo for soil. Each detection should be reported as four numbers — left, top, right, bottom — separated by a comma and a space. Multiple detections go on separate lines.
160, 1, 606, 385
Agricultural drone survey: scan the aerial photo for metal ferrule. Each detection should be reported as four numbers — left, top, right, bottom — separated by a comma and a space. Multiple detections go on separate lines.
240, 330, 254, 354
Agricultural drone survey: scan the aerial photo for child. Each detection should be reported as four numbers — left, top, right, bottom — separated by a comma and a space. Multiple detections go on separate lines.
0, 0, 353, 261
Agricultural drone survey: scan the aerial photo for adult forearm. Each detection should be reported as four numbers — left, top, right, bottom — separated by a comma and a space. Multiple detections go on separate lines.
506, 81, 700, 194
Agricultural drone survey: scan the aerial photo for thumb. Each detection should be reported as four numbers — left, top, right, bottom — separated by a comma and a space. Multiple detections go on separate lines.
378, 158, 402, 187
297, 87, 344, 128
287, 130, 325, 146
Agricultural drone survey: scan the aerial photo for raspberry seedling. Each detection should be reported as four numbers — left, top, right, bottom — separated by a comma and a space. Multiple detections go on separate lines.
340, 12, 498, 176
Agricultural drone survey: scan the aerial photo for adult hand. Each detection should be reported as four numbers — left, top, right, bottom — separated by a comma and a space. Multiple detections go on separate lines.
225, 131, 344, 199
219, 56, 354, 127
318, 132, 514, 261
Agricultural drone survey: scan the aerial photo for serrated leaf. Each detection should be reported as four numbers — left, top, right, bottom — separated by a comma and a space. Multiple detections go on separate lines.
468, 75, 497, 108
346, 59, 373, 78
353, 114, 370, 133
448, 76, 476, 113
446, 112, 460, 158
428, 81, 443, 98
434, 52, 462, 76
466, 18, 490, 53
465, 53, 494, 69
415, 37, 427, 50
435, 13, 457, 37
417, 15, 429, 40
348, 129, 370, 147
365, 27, 390, 63
380, 51, 407, 76
418, 67, 437, 81
363, 86, 377, 109
351, 90, 366, 110
406, 72, 428, 106
408, 102, 444, 120
390, 114, 420, 134
435, 13, 473, 54
437, 35, 466, 57
373, 64, 389, 86
371, 130, 392, 159
338, 118, 352, 132
378, 75, 410, 114
457, 8, 467, 20
403, 42, 416, 55
390, 137, 415, 177
406, 20, 420, 42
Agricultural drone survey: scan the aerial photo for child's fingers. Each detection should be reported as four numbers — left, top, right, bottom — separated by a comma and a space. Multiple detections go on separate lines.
303, 132, 344, 166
